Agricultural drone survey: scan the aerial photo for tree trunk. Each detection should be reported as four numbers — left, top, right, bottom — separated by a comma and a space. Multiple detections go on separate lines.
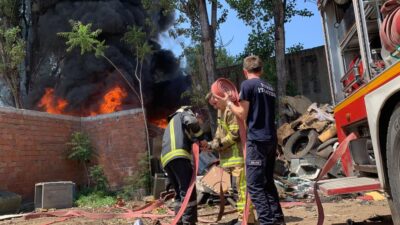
3, 75, 22, 108
83, 161, 90, 188
196, 53, 216, 133
198, 0, 218, 132
198, 0, 216, 87
139, 61, 152, 181
12, 89, 22, 108
274, 0, 287, 125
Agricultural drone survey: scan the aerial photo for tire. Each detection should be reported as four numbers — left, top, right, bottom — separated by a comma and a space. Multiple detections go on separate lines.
316, 145, 334, 159
387, 105, 400, 224
316, 138, 338, 159
283, 129, 320, 160
317, 138, 338, 151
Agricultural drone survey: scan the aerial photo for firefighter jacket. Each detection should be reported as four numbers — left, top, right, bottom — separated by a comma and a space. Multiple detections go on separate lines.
161, 107, 204, 168
210, 108, 244, 168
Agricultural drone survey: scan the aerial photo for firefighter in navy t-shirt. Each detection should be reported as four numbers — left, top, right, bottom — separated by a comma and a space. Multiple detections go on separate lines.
218, 55, 285, 225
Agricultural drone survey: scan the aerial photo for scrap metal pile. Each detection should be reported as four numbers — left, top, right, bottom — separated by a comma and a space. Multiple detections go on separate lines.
277, 96, 340, 180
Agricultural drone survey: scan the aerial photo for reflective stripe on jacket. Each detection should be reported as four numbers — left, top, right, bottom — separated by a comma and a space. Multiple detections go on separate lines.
161, 108, 204, 168
211, 108, 244, 168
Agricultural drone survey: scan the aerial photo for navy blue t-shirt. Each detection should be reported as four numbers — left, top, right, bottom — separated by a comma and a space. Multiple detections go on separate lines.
239, 78, 276, 141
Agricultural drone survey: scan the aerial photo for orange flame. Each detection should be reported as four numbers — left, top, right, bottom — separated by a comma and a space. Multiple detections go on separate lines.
38, 86, 128, 116
151, 118, 168, 129
38, 88, 68, 114
97, 86, 128, 114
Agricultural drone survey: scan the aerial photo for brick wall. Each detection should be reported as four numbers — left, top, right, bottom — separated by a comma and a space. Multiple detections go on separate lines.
81, 109, 146, 189
0, 107, 145, 200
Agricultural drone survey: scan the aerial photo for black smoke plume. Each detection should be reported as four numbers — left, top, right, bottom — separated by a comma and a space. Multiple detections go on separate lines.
26, 0, 189, 118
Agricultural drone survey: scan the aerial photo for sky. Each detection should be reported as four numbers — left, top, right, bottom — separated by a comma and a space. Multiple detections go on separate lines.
160, 0, 325, 58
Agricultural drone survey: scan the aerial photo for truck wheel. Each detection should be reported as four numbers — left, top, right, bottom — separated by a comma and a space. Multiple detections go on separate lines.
283, 129, 320, 160
387, 105, 400, 224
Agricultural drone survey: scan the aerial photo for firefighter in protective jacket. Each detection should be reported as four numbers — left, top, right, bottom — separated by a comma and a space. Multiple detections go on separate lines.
161, 106, 205, 225
205, 93, 255, 224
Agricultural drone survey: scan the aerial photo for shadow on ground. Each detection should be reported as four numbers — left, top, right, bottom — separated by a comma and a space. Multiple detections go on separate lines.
332, 215, 393, 225
284, 216, 303, 223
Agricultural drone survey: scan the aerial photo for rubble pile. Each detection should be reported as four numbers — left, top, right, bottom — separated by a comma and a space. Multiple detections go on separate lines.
277, 96, 340, 180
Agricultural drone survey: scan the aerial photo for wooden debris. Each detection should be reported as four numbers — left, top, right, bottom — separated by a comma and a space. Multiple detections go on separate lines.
318, 125, 337, 143
277, 123, 295, 146
0, 213, 26, 221
199, 166, 231, 194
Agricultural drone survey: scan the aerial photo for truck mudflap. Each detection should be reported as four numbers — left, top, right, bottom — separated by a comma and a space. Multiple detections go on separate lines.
313, 133, 381, 225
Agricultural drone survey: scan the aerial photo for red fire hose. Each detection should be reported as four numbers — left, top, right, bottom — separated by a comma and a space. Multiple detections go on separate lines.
314, 133, 357, 225
25, 143, 207, 225
169, 143, 199, 225
380, 0, 400, 52
211, 78, 251, 225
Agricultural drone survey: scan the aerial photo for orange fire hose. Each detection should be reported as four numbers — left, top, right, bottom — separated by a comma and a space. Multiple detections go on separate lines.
25, 143, 236, 225
211, 78, 251, 225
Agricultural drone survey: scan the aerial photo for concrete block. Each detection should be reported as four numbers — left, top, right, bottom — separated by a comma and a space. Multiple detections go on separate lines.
152, 173, 167, 199
35, 181, 75, 209
0, 191, 21, 215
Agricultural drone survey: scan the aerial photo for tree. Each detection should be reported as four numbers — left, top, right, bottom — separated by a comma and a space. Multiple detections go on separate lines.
123, 25, 153, 169
0, 0, 25, 108
58, 21, 152, 173
145, 0, 228, 131
182, 43, 237, 132
67, 132, 93, 187
227, 0, 312, 123
183, 0, 227, 130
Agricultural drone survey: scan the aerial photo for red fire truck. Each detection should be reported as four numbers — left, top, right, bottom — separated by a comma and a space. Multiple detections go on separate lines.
318, 0, 400, 223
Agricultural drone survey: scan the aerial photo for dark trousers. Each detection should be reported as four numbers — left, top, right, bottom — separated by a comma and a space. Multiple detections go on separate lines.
164, 158, 197, 224
246, 140, 284, 225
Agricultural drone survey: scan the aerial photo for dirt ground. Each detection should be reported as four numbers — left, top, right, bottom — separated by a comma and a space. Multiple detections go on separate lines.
0, 199, 393, 225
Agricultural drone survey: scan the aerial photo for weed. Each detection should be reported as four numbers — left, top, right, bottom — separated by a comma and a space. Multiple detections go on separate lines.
89, 165, 109, 192
67, 132, 93, 186
119, 153, 152, 200
75, 191, 116, 208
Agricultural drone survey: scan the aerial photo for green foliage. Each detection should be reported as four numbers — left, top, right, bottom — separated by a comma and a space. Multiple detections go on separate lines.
286, 80, 299, 96
123, 26, 153, 61
89, 165, 109, 192
0, 0, 25, 108
243, 28, 275, 60
181, 45, 208, 108
150, 0, 227, 49
258, 60, 298, 96
75, 191, 116, 208
215, 47, 237, 68
287, 43, 305, 54
227, 0, 313, 60
0, 0, 21, 25
0, 27, 25, 73
58, 20, 107, 57
119, 153, 151, 200
67, 132, 93, 162
182, 44, 238, 108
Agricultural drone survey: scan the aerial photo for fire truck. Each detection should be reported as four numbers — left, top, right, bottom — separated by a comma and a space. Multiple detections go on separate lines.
318, 0, 400, 223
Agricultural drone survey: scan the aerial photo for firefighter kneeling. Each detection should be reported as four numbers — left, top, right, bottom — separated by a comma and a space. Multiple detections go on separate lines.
161, 106, 206, 225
